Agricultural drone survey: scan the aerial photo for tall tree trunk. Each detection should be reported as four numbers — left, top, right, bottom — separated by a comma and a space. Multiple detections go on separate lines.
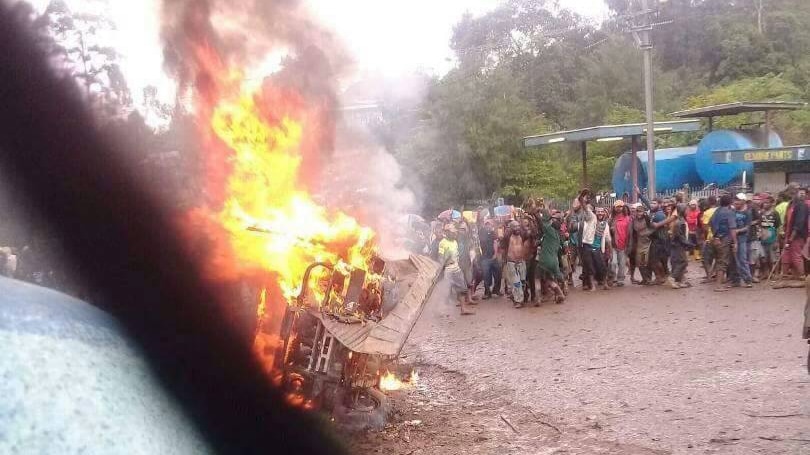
77, 30, 90, 98
756, 0, 764, 34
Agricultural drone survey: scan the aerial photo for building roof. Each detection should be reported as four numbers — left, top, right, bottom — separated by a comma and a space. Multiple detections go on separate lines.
523, 119, 702, 148
670, 101, 806, 119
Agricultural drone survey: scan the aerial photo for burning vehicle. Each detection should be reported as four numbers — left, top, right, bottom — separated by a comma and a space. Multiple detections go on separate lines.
167, 29, 443, 431
154, 0, 446, 429
184, 85, 442, 428
253, 253, 441, 428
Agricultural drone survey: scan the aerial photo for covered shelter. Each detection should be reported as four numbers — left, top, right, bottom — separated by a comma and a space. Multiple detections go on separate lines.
673, 101, 808, 192
522, 119, 702, 200
670, 101, 806, 139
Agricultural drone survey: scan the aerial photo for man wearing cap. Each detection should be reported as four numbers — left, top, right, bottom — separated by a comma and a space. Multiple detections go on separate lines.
610, 200, 633, 287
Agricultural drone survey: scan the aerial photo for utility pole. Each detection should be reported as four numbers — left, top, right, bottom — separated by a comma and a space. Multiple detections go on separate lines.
633, 0, 658, 200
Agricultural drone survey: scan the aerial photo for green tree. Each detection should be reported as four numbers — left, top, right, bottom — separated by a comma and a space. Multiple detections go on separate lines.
392, 0, 810, 212
393, 66, 545, 214
37, 0, 131, 117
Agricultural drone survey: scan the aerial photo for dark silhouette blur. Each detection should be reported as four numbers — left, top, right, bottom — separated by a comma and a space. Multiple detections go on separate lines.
0, 5, 344, 454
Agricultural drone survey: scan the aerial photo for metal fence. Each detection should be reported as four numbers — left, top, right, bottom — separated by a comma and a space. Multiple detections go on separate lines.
538, 185, 739, 212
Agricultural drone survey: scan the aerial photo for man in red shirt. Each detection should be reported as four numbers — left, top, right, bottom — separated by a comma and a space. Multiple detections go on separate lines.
781, 187, 808, 281
609, 200, 633, 286
686, 199, 700, 260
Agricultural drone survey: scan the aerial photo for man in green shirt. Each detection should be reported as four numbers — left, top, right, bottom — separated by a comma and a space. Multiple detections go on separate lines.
536, 208, 566, 303
774, 189, 791, 236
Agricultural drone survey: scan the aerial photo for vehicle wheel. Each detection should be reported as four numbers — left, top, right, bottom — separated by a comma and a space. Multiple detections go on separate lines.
332, 387, 390, 432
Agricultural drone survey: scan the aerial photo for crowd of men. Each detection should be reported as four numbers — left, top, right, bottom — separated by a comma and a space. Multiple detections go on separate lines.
431, 184, 809, 315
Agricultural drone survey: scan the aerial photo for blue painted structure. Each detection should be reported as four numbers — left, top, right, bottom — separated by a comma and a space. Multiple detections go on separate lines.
694, 130, 782, 186
612, 129, 785, 194
612, 147, 701, 196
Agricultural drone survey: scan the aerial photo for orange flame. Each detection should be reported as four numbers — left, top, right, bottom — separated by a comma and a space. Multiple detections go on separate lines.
208, 92, 376, 301
185, 45, 379, 376
379, 370, 419, 392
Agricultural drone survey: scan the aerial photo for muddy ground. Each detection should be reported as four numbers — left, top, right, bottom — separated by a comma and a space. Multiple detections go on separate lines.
348, 268, 810, 455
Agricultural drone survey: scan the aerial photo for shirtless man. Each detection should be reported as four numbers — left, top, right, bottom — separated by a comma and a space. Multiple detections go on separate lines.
522, 217, 539, 304
505, 221, 527, 308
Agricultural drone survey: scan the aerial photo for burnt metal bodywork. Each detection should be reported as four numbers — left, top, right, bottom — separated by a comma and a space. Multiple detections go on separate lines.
273, 255, 441, 418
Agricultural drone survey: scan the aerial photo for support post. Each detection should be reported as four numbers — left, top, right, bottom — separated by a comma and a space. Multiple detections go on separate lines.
581, 141, 588, 188
707, 116, 714, 132
764, 110, 772, 147
631, 135, 639, 203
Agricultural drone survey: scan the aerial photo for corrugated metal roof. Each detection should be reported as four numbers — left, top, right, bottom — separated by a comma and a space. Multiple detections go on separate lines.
316, 255, 442, 357
523, 120, 702, 148
670, 101, 806, 118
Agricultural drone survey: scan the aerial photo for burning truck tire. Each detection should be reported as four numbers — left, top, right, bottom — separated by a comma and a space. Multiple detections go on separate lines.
263, 254, 441, 430
332, 386, 390, 431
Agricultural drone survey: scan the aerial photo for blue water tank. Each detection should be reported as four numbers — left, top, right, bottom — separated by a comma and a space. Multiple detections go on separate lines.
612, 147, 701, 196
695, 130, 782, 186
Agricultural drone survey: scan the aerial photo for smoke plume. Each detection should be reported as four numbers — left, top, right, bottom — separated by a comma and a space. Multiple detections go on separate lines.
160, 0, 424, 260
160, 0, 350, 191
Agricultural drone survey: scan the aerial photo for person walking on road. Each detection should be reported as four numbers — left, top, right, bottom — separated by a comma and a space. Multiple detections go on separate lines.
632, 202, 654, 285
574, 190, 598, 290
780, 187, 808, 282
457, 222, 477, 301
758, 195, 780, 281
536, 208, 566, 303
637, 186, 677, 286
700, 196, 718, 283
505, 221, 527, 308
522, 217, 538, 304
478, 219, 501, 299
590, 207, 611, 290
686, 199, 701, 261
610, 200, 633, 287
709, 194, 738, 292
439, 224, 474, 315
669, 203, 692, 288
729, 193, 754, 288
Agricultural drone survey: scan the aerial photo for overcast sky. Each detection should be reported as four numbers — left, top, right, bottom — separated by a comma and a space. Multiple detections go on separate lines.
313, 0, 610, 76
28, 0, 609, 105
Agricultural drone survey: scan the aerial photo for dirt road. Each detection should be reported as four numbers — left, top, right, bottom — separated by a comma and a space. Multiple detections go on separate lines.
350, 271, 810, 454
